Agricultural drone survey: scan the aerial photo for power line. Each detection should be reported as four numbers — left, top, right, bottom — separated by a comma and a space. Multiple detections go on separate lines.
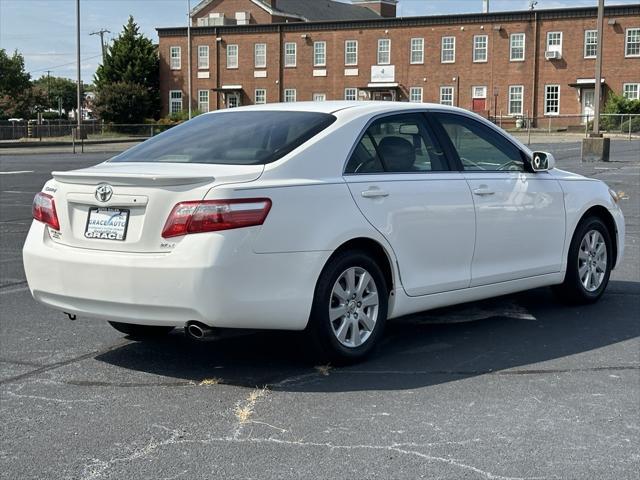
28, 54, 103, 74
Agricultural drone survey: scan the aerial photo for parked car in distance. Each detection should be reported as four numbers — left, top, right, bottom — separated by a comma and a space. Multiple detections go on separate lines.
23, 102, 625, 362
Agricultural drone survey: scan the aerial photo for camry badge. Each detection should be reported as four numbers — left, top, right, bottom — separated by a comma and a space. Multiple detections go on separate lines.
95, 183, 113, 203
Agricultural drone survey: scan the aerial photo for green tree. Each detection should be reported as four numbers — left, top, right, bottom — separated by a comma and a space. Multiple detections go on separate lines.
94, 16, 159, 121
32, 75, 78, 115
0, 49, 33, 118
93, 81, 152, 124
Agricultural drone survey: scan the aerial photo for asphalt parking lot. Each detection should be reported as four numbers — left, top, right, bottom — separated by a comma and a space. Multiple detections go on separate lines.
1, 139, 639, 479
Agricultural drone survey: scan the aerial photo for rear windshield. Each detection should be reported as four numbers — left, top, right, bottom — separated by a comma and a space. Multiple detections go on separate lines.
110, 111, 336, 165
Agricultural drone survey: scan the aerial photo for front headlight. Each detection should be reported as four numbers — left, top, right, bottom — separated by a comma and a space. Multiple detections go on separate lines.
609, 188, 620, 204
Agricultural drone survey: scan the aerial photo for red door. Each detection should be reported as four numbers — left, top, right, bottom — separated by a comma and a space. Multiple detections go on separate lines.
472, 98, 486, 112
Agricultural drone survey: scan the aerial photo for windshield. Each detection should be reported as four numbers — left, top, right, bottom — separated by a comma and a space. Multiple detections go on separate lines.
110, 111, 336, 165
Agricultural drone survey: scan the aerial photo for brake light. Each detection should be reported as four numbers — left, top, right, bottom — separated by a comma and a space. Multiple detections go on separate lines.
32, 192, 60, 230
162, 198, 272, 238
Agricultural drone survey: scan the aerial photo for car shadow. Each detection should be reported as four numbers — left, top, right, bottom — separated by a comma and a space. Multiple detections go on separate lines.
95, 280, 640, 392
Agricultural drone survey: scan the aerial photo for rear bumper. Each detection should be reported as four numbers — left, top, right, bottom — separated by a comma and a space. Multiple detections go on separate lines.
23, 221, 330, 330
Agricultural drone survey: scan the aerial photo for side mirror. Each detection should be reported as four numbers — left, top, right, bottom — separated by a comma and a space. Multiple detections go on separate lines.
530, 151, 556, 172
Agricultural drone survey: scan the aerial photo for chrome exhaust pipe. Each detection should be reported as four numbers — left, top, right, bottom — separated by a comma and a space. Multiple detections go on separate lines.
185, 321, 216, 340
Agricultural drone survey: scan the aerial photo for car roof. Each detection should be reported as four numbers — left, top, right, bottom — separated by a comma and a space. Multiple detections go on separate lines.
206, 101, 468, 117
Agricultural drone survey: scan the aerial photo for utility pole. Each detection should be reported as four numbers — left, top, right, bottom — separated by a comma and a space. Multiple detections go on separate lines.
46, 70, 51, 107
76, 0, 82, 135
90, 29, 111, 62
592, 0, 605, 136
187, 0, 192, 119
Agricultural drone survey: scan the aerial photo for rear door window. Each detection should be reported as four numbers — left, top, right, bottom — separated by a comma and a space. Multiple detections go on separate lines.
110, 111, 336, 165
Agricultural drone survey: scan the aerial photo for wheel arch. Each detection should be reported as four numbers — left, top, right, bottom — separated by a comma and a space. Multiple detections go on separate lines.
578, 205, 618, 268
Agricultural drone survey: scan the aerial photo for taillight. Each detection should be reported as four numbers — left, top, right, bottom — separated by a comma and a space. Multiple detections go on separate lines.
32, 192, 60, 230
162, 198, 272, 238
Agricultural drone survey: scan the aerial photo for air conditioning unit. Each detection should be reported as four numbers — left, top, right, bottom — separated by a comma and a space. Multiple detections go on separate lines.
545, 50, 562, 60
235, 11, 250, 25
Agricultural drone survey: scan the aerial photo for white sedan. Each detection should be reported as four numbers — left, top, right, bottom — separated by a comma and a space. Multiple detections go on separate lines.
23, 102, 625, 362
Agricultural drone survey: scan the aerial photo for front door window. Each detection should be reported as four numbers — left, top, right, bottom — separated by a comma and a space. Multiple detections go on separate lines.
582, 89, 595, 124
227, 93, 240, 109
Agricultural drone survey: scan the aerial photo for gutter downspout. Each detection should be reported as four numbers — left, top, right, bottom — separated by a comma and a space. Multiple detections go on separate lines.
215, 27, 220, 110
278, 24, 284, 103
530, 10, 538, 126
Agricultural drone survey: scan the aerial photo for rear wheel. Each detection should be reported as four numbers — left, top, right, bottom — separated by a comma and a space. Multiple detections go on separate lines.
108, 321, 174, 340
553, 216, 612, 304
306, 250, 388, 364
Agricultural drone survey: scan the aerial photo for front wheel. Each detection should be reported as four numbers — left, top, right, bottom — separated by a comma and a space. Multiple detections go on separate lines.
553, 216, 613, 304
306, 250, 388, 364
108, 321, 174, 340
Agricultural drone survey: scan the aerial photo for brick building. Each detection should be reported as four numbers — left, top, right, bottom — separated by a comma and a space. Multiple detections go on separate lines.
157, 0, 640, 125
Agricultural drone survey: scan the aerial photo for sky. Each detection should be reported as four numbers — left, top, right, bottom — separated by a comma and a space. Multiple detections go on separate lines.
1, 0, 638, 84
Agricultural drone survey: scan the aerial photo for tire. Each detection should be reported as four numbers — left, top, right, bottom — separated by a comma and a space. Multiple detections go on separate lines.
305, 250, 388, 364
108, 321, 174, 340
553, 216, 613, 304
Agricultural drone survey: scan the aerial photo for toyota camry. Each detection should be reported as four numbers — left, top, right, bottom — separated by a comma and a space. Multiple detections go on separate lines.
23, 102, 625, 362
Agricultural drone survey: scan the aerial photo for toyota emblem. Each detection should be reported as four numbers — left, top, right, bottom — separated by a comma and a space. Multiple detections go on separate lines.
95, 183, 113, 203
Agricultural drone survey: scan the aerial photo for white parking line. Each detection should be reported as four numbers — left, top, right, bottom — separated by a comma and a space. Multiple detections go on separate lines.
0, 171, 34, 175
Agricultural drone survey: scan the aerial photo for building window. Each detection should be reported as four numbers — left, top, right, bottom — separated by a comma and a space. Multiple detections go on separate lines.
170, 46, 181, 70
410, 38, 424, 64
623, 83, 640, 100
377, 38, 391, 65
584, 30, 598, 58
510, 33, 525, 61
545, 85, 560, 115
441, 36, 455, 63
626, 28, 640, 57
284, 89, 296, 102
169, 90, 182, 114
254, 89, 267, 105
508, 85, 523, 116
344, 88, 358, 101
440, 86, 454, 106
198, 90, 209, 113
254, 43, 267, 68
314, 41, 326, 67
313, 93, 327, 102
546, 31, 563, 54
284, 42, 296, 67
409, 87, 423, 103
473, 35, 488, 62
345, 40, 358, 66
197, 45, 209, 69
227, 44, 238, 69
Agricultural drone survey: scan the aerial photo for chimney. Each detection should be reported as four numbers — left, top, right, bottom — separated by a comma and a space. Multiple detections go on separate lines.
352, 0, 398, 18
482, 0, 490, 13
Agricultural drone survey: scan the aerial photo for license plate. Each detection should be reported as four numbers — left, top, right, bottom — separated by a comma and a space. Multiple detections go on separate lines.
85, 208, 130, 241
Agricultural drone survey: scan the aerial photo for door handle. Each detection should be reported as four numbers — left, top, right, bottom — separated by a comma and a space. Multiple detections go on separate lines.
361, 189, 389, 198
472, 186, 495, 196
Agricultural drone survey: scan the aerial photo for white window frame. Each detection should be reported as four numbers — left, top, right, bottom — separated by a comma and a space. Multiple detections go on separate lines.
410, 38, 424, 64
510, 33, 525, 61
546, 31, 563, 54
345, 40, 358, 66
284, 88, 296, 103
625, 28, 640, 57
314, 41, 326, 67
284, 42, 297, 67
170, 46, 181, 70
198, 89, 209, 113
441, 36, 455, 63
440, 86, 454, 106
473, 35, 488, 63
254, 88, 267, 105
623, 83, 640, 100
409, 87, 423, 103
254, 43, 267, 68
508, 85, 524, 116
313, 93, 327, 102
377, 38, 391, 65
197, 45, 209, 69
472, 86, 487, 99
344, 88, 358, 101
544, 85, 560, 116
226, 44, 238, 69
584, 30, 598, 59
169, 90, 182, 114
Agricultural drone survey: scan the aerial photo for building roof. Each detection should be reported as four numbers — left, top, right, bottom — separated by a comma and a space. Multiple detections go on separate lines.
191, 0, 381, 22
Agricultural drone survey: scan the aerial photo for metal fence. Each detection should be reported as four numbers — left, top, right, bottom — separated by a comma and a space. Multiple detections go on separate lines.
489, 113, 640, 144
0, 121, 176, 142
